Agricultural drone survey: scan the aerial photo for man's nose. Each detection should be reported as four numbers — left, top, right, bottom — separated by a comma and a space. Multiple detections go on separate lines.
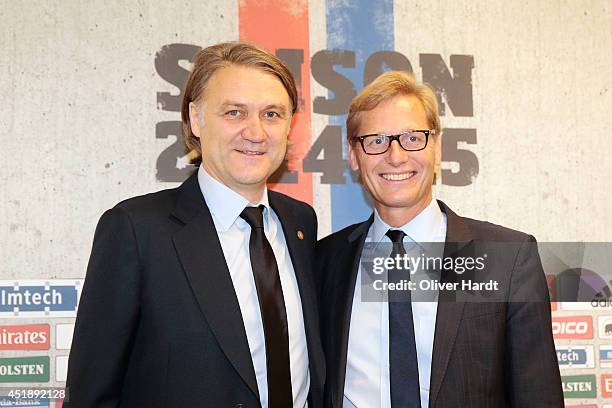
386, 139, 408, 165
242, 115, 266, 142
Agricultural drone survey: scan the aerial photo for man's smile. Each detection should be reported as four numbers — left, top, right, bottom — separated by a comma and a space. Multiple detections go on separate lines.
380, 171, 417, 181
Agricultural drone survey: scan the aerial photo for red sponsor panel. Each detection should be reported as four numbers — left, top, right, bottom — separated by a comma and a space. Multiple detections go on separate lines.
0, 324, 50, 350
551, 316, 593, 339
603, 374, 612, 398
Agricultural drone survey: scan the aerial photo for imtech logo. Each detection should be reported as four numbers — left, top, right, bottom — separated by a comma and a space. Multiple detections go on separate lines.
552, 316, 593, 339
0, 324, 50, 350
555, 345, 594, 369
0, 280, 82, 318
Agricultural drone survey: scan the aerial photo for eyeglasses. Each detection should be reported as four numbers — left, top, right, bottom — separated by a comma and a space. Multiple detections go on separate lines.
353, 129, 435, 155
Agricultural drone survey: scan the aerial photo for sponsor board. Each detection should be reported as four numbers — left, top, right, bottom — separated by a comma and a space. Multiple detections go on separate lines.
555, 345, 594, 369
603, 374, 612, 398
600, 345, 612, 368
561, 374, 597, 398
565, 405, 597, 408
0, 357, 50, 383
0, 325, 49, 350
552, 316, 593, 339
561, 302, 599, 311
0, 397, 49, 407
561, 299, 612, 310
598, 316, 612, 339
0, 281, 82, 318
54, 325, 74, 351
55, 357, 68, 383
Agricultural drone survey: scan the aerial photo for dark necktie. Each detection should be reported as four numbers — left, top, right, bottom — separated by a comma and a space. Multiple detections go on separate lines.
386, 229, 421, 408
240, 206, 293, 408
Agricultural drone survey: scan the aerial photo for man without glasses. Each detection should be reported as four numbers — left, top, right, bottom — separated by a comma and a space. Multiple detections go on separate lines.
316, 71, 563, 408
65, 42, 324, 408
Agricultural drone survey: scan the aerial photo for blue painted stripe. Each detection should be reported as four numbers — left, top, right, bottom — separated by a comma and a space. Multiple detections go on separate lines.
326, 0, 395, 231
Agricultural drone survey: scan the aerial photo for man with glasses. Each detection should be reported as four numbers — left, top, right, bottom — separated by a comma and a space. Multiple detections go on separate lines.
315, 71, 562, 407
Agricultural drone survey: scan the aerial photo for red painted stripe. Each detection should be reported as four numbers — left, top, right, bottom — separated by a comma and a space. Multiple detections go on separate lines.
239, 0, 313, 205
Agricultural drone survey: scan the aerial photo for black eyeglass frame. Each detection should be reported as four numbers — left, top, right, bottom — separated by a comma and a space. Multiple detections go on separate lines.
352, 129, 436, 155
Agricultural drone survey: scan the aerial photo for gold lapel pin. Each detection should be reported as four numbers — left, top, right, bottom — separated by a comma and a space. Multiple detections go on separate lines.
297, 230, 304, 240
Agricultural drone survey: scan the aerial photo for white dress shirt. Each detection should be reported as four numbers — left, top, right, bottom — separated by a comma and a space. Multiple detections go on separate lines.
197, 165, 310, 408
343, 198, 447, 408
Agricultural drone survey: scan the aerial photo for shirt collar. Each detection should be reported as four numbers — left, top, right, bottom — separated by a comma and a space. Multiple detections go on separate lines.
197, 165, 270, 232
372, 198, 444, 243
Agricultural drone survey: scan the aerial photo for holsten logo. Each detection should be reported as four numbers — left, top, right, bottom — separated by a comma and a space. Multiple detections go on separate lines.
561, 375, 597, 398
552, 316, 593, 339
603, 374, 612, 398
555, 346, 594, 369
600, 346, 612, 368
0, 324, 50, 350
0, 356, 49, 382
0, 280, 81, 318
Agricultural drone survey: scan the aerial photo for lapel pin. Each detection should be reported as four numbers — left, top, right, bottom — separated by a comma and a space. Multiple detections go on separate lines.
297, 230, 304, 240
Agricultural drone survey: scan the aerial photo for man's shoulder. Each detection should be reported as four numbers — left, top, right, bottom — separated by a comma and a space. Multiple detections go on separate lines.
441, 201, 534, 242
317, 220, 367, 250
459, 215, 534, 242
268, 189, 315, 217
110, 185, 182, 221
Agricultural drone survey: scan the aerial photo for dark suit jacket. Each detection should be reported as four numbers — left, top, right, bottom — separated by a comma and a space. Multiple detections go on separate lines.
316, 201, 563, 408
65, 173, 325, 408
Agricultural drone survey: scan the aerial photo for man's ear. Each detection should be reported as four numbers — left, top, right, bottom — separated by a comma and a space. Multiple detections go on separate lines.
433, 133, 442, 168
189, 102, 202, 138
348, 142, 360, 172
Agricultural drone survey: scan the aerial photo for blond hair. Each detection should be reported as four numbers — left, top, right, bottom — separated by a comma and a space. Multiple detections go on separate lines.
346, 71, 441, 142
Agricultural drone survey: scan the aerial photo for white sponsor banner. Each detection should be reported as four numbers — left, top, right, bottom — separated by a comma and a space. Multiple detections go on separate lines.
55, 355, 69, 382
55, 324, 75, 350
561, 301, 612, 311
599, 316, 612, 340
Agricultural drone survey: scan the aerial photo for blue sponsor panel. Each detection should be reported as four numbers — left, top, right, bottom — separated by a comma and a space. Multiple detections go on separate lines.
555, 345, 594, 369
326, 0, 394, 231
0, 280, 81, 317
0, 397, 49, 407
600, 345, 612, 368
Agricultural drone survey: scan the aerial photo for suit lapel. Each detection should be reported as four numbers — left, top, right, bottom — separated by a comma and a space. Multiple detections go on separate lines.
171, 173, 259, 400
330, 216, 373, 408
428, 201, 472, 407
268, 192, 326, 391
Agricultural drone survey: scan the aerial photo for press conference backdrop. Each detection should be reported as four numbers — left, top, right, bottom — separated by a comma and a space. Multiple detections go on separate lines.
1, 1, 611, 406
